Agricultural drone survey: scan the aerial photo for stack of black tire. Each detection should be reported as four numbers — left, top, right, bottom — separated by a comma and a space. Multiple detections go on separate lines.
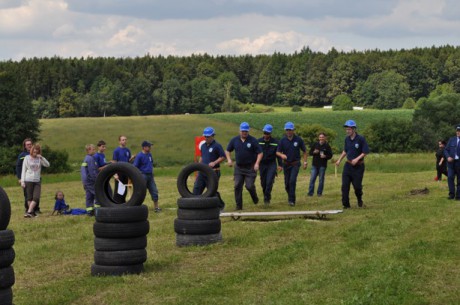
92, 163, 148, 276
0, 187, 14, 305
175, 163, 222, 247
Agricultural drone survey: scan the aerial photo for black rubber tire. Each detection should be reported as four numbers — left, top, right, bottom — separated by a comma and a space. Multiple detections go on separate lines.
95, 163, 146, 207
0, 187, 11, 231
176, 232, 222, 247
94, 249, 147, 266
93, 221, 150, 238
95, 205, 148, 223
0, 266, 14, 289
94, 236, 147, 251
177, 197, 220, 209
0, 230, 14, 250
91, 264, 144, 276
174, 218, 221, 235
177, 207, 220, 220
0, 248, 15, 268
0, 287, 13, 305
177, 163, 218, 198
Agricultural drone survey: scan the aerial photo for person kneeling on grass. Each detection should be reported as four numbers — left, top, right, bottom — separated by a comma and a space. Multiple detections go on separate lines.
81, 144, 99, 216
52, 190, 70, 215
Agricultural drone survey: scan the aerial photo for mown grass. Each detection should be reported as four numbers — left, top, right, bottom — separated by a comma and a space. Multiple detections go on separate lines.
5, 163, 460, 305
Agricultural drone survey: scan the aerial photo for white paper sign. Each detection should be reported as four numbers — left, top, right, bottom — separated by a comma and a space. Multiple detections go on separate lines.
117, 182, 126, 195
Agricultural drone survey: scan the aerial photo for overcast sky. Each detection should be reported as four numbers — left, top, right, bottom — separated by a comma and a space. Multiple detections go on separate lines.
0, 0, 459, 60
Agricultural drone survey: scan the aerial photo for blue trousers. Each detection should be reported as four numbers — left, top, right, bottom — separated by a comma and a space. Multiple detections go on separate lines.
193, 170, 225, 209
447, 160, 460, 199
283, 163, 300, 203
143, 173, 159, 202
234, 165, 258, 209
259, 162, 277, 202
341, 163, 365, 207
83, 182, 95, 209
308, 165, 326, 195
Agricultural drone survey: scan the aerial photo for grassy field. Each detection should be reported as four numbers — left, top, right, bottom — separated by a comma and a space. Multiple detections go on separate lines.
4, 109, 459, 305
37, 108, 412, 167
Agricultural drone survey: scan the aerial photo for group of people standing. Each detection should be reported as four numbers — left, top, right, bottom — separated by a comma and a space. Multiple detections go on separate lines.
81, 136, 161, 215
195, 119, 369, 211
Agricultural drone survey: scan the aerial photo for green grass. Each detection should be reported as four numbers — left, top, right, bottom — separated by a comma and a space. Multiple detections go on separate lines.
5, 166, 460, 305
5, 109, 459, 304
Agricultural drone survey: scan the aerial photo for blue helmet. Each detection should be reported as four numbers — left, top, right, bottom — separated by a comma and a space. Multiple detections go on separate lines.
343, 120, 357, 128
263, 124, 273, 133
240, 122, 250, 131
284, 122, 295, 130
203, 127, 215, 137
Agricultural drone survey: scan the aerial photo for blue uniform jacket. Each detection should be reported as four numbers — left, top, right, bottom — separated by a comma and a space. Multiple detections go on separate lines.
133, 152, 154, 174
226, 135, 262, 166
258, 137, 282, 166
113, 147, 131, 162
200, 140, 225, 168
444, 136, 460, 168
81, 154, 98, 184
277, 135, 306, 163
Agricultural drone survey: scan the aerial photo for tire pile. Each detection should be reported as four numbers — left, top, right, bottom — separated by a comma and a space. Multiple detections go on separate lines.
0, 187, 14, 305
175, 163, 222, 247
92, 163, 148, 276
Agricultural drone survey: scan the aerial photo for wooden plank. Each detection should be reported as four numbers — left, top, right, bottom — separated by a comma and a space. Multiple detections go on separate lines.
220, 210, 343, 218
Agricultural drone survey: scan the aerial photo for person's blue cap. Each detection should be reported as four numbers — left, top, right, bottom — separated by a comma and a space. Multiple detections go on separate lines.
343, 120, 357, 128
141, 140, 152, 147
240, 122, 250, 131
456, 124, 460, 130
203, 127, 215, 137
284, 122, 295, 130
263, 124, 273, 133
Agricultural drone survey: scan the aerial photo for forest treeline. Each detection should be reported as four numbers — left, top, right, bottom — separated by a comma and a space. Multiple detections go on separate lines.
1, 45, 460, 118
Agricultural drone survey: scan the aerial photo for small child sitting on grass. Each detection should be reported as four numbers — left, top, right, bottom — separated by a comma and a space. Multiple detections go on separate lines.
52, 190, 70, 215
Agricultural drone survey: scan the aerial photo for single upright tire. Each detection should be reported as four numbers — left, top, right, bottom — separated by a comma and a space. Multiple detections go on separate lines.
177, 197, 220, 209
91, 264, 144, 276
93, 221, 150, 238
95, 163, 146, 207
95, 205, 148, 223
0, 187, 11, 231
174, 219, 221, 235
0, 230, 14, 250
177, 163, 218, 198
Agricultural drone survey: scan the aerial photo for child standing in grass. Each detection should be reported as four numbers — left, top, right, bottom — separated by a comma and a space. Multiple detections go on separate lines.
81, 144, 98, 216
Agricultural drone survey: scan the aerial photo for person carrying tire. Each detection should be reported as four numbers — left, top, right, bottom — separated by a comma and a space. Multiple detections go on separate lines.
257, 124, 282, 206
112, 135, 135, 203
133, 141, 161, 212
225, 122, 263, 210
276, 122, 308, 207
81, 144, 99, 216
193, 127, 226, 211
335, 120, 370, 209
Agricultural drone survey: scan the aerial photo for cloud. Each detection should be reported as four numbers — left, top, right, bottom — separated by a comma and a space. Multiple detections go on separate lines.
217, 31, 332, 54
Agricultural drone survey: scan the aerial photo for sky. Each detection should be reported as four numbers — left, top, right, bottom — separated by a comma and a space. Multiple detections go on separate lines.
0, 0, 459, 61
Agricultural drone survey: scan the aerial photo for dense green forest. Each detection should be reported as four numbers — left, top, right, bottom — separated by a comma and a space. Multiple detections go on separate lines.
1, 45, 460, 118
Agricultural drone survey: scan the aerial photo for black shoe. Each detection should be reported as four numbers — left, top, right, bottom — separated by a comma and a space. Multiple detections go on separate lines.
343, 205, 351, 209
288, 202, 295, 207
264, 200, 270, 206
253, 198, 259, 205
358, 201, 364, 207
235, 206, 242, 211
307, 193, 313, 197
448, 196, 455, 200
317, 194, 322, 197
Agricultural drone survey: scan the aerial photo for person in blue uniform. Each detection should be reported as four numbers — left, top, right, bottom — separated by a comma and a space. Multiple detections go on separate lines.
112, 135, 135, 203
444, 124, 460, 200
257, 124, 282, 206
276, 122, 308, 206
193, 127, 226, 211
335, 120, 370, 209
225, 122, 263, 210
133, 141, 161, 212
94, 140, 111, 171
308, 133, 333, 197
81, 144, 98, 216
